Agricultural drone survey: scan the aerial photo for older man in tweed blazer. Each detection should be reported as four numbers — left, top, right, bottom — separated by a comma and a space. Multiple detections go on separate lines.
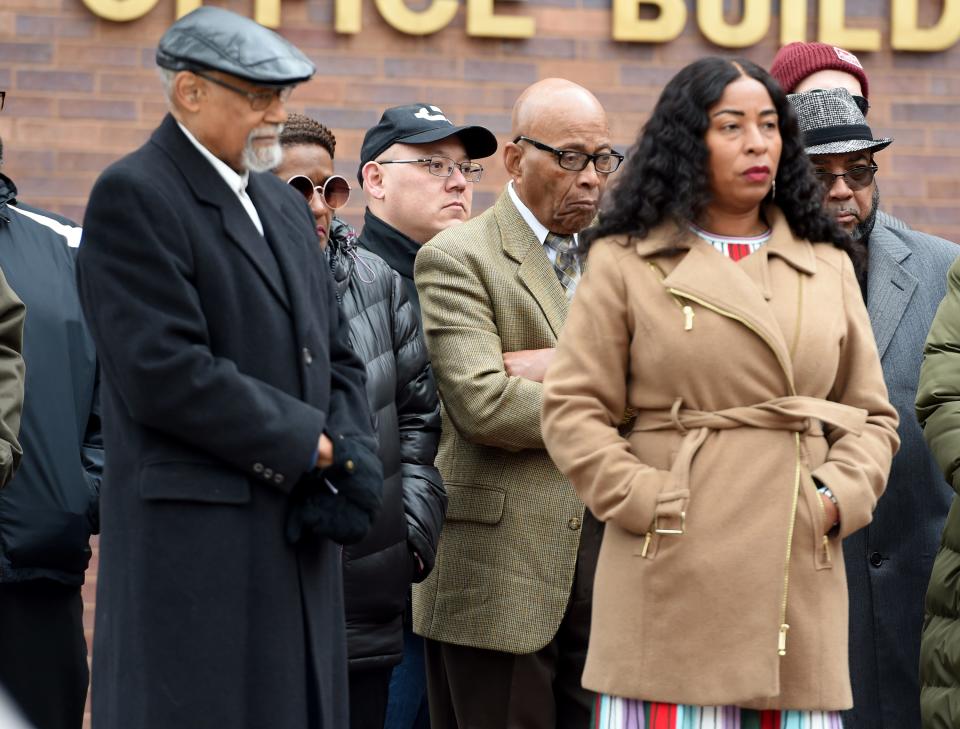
412, 78, 619, 729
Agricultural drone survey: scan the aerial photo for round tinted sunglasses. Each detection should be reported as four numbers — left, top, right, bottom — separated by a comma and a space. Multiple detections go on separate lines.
286, 174, 351, 210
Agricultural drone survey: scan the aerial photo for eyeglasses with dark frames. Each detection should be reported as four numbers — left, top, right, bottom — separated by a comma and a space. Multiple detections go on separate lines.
0, 91, 5, 112
287, 174, 352, 210
814, 162, 878, 192
377, 156, 484, 183
513, 136, 624, 174
193, 70, 292, 111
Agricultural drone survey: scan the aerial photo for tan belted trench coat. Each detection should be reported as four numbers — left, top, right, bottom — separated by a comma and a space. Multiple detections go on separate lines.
541, 207, 900, 710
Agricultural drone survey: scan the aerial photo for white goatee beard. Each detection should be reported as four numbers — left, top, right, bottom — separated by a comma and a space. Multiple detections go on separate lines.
242, 125, 284, 173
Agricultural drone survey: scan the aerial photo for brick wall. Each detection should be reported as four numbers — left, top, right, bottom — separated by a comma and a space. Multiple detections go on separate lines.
2, 1, 959, 725
1, 0, 959, 239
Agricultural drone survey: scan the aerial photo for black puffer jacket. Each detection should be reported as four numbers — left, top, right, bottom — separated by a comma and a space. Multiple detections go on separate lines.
328, 219, 445, 670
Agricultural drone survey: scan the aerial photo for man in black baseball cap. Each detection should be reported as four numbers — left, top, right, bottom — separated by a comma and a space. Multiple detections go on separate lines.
357, 104, 497, 311
352, 105, 495, 724
77, 7, 377, 729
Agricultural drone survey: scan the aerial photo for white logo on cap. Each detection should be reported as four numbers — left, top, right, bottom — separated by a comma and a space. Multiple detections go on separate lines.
833, 46, 863, 69
414, 106, 451, 124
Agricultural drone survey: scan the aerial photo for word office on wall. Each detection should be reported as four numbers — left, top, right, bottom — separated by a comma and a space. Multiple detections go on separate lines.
81, 0, 960, 52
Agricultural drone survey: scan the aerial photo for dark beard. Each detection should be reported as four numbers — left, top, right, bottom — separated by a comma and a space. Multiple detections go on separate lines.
852, 185, 880, 243
852, 186, 882, 300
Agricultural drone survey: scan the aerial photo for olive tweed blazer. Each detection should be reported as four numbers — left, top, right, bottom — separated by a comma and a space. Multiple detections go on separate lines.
411, 190, 585, 654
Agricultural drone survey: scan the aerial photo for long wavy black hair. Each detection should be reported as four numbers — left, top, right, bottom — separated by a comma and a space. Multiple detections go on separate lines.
583, 57, 861, 274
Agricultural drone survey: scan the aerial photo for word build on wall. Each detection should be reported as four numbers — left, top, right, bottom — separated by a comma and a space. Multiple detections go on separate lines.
81, 0, 959, 51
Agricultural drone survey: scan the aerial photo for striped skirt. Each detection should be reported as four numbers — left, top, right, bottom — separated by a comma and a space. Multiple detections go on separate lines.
593, 695, 844, 729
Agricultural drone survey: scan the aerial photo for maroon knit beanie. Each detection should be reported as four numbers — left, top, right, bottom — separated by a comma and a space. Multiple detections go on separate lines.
769, 42, 870, 100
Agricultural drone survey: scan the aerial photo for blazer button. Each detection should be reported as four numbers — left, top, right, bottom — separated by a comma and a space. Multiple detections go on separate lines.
274, 473, 284, 485
869, 551, 884, 568
264, 467, 274, 479
253, 463, 264, 473
302, 347, 313, 366
567, 516, 582, 531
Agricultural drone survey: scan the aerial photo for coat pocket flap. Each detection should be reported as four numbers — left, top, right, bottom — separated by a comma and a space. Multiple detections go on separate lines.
140, 460, 251, 505
445, 483, 505, 525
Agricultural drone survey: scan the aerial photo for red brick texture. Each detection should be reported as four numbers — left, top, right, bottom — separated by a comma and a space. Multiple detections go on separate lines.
0, 0, 958, 237
3, 1, 959, 725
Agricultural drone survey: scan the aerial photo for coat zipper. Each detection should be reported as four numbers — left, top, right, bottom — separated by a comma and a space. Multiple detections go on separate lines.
647, 263, 694, 330
665, 286, 802, 658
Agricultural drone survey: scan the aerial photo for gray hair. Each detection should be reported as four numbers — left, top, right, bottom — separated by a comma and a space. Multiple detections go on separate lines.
158, 67, 177, 106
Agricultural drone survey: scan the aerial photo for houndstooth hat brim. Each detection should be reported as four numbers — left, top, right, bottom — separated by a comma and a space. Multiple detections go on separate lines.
788, 87, 893, 156
805, 137, 892, 156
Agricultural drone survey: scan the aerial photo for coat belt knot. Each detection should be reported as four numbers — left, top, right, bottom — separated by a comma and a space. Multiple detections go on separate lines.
631, 396, 868, 529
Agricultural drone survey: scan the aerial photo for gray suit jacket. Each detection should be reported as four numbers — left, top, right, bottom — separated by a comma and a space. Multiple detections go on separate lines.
844, 222, 959, 729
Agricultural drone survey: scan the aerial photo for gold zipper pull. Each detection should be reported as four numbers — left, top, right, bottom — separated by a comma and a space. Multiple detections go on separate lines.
641, 532, 652, 558
682, 305, 695, 331
778, 623, 790, 656
822, 535, 831, 563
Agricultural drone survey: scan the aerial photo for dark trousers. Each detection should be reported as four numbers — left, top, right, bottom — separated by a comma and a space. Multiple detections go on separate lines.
424, 511, 603, 729
350, 665, 393, 729
0, 580, 89, 729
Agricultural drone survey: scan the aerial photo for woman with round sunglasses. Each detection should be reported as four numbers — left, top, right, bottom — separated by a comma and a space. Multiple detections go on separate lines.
275, 113, 445, 729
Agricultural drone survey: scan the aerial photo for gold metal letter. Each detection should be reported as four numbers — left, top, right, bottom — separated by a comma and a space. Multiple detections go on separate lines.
176, 0, 201, 17
468, 0, 534, 38
697, 0, 769, 47
81, 0, 159, 22
779, 0, 806, 44
375, 0, 458, 35
336, 0, 362, 33
255, 0, 282, 27
818, 0, 880, 51
613, 0, 686, 42
892, 0, 960, 51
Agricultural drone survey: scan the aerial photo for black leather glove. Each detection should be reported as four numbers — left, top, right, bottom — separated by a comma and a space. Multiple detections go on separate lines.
286, 435, 383, 546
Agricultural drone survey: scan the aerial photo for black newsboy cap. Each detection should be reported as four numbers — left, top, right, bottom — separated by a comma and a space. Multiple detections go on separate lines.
156, 6, 315, 87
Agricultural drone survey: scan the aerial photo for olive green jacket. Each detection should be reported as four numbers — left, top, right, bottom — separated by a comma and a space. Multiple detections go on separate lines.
0, 266, 25, 486
917, 256, 960, 728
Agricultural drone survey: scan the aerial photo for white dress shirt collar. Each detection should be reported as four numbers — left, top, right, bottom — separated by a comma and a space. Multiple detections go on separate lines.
506, 180, 579, 248
176, 120, 264, 236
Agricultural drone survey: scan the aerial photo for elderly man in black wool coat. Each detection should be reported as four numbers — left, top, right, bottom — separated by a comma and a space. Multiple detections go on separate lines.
75, 8, 381, 729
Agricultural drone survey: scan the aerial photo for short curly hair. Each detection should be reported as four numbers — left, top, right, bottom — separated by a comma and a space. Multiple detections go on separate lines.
280, 112, 337, 159
584, 56, 860, 273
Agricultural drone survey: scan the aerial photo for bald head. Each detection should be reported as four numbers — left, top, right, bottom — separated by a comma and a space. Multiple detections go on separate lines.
511, 78, 607, 141
505, 78, 613, 236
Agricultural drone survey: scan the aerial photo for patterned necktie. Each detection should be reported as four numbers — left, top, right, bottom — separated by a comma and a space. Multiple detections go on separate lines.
545, 232, 579, 299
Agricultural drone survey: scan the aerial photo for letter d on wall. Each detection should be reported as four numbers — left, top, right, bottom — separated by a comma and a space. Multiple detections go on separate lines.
892, 0, 960, 51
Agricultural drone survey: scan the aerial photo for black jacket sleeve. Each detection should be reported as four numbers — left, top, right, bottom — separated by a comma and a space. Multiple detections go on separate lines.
82, 361, 104, 534
390, 270, 445, 580
322, 257, 377, 453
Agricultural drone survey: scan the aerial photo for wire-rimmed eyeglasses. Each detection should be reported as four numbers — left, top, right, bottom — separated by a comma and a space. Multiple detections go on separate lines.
814, 163, 878, 192
513, 136, 624, 174
193, 70, 292, 111
287, 174, 352, 210
377, 156, 484, 183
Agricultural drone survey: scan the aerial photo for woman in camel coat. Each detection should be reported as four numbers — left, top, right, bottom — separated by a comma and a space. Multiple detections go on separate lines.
541, 57, 899, 726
